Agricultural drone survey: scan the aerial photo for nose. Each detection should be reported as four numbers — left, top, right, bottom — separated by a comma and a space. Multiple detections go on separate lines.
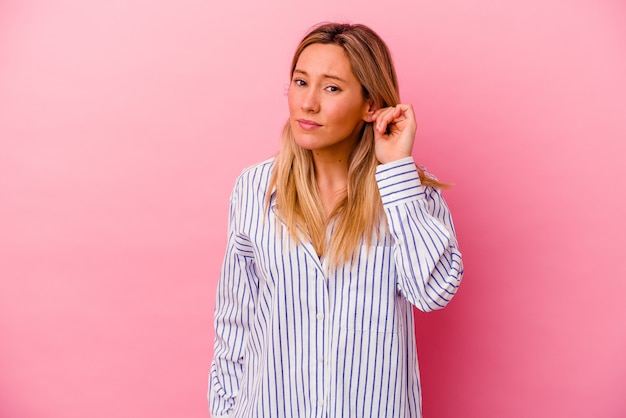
301, 88, 320, 113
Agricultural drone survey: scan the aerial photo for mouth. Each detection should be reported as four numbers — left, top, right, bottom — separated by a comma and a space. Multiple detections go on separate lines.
296, 119, 322, 131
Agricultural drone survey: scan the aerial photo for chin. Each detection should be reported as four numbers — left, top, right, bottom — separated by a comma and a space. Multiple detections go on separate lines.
293, 135, 320, 151
291, 129, 321, 151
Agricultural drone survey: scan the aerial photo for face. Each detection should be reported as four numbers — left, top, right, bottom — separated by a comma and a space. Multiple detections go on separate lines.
288, 43, 371, 157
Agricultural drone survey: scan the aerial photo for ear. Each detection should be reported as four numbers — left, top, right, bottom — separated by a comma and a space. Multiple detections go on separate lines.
362, 99, 378, 122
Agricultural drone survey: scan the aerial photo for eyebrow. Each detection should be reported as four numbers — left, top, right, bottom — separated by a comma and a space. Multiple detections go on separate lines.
293, 69, 347, 83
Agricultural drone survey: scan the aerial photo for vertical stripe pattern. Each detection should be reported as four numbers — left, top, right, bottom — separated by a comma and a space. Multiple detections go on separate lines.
209, 156, 463, 418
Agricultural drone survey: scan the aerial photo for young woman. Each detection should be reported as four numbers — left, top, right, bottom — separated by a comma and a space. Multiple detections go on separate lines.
209, 22, 463, 418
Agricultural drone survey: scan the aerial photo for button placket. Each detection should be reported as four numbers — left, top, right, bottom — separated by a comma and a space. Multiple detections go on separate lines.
315, 267, 329, 414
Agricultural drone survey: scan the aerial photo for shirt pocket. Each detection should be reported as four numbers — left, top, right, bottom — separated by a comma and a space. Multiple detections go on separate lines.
340, 244, 398, 334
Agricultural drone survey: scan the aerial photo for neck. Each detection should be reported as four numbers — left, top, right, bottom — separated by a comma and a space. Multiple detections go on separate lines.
312, 150, 351, 218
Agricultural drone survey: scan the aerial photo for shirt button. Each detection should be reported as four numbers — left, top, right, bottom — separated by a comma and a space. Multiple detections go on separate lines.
316, 313, 324, 320
318, 400, 324, 407
318, 356, 324, 363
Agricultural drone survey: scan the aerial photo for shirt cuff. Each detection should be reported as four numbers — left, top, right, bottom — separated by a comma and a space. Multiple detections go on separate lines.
375, 157, 425, 206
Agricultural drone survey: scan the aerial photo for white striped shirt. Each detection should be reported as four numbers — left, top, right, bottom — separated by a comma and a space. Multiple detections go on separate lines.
209, 156, 463, 418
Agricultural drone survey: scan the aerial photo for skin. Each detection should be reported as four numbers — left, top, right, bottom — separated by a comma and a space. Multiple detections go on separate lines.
288, 43, 417, 215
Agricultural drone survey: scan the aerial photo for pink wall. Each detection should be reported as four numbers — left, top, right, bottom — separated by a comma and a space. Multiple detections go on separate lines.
1, 0, 625, 417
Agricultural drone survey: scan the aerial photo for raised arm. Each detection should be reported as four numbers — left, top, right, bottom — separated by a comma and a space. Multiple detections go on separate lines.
368, 104, 463, 311
376, 158, 463, 311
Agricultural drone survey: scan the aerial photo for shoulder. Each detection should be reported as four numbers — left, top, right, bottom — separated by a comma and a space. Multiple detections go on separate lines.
239, 157, 275, 176
231, 157, 275, 200
237, 157, 275, 185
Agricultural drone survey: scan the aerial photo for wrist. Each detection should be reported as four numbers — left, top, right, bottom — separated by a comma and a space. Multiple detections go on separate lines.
377, 154, 413, 165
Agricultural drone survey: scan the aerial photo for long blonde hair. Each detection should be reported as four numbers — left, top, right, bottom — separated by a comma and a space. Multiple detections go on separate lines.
268, 23, 444, 266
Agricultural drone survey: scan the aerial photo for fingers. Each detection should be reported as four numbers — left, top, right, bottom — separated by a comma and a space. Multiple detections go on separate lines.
374, 107, 399, 134
369, 104, 414, 134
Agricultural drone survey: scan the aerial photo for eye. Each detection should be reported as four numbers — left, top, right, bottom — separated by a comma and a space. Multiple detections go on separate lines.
293, 78, 306, 87
325, 85, 341, 93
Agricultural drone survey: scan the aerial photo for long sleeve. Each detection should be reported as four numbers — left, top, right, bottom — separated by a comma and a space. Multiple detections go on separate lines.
209, 177, 259, 418
376, 157, 464, 312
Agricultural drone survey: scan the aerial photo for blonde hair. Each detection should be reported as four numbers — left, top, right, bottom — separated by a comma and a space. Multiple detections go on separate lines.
268, 22, 445, 266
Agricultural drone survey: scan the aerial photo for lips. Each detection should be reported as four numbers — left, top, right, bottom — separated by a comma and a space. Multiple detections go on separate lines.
297, 119, 322, 131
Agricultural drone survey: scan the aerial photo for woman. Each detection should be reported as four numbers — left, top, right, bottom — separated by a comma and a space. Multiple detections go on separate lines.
209, 22, 463, 418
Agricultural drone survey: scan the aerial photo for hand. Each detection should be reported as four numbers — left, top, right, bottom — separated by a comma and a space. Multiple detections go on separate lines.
366, 104, 417, 164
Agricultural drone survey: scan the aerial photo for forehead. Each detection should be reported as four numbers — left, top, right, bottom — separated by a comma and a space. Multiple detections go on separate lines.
294, 43, 356, 80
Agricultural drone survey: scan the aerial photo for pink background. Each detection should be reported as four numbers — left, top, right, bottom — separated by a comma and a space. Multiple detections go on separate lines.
1, 0, 625, 417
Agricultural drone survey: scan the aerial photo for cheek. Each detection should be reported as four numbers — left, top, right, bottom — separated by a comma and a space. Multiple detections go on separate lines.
328, 102, 363, 125
287, 88, 300, 115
